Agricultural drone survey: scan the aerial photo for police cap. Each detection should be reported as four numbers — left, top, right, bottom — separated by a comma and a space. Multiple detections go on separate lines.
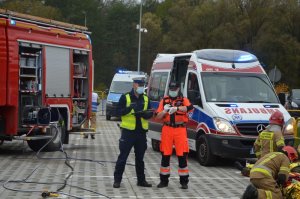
132, 77, 146, 85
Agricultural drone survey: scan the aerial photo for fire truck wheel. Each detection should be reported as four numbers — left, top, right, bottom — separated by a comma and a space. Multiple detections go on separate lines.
197, 135, 216, 166
106, 115, 111, 120
27, 118, 66, 152
151, 139, 160, 152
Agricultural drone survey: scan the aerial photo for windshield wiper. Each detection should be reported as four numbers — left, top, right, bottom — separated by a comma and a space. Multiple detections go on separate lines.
244, 101, 273, 103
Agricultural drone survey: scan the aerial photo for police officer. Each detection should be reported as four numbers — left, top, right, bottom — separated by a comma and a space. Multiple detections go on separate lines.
242, 146, 298, 199
254, 111, 285, 159
156, 82, 193, 189
84, 92, 100, 139
113, 77, 153, 188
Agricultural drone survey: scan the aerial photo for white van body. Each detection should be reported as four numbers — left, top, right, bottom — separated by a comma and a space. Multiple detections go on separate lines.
106, 71, 146, 120
147, 49, 294, 166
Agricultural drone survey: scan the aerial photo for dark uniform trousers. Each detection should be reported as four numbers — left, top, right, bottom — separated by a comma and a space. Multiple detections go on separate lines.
114, 129, 147, 183
160, 153, 189, 185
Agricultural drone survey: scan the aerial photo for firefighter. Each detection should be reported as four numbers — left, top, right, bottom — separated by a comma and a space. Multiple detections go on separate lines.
155, 82, 193, 189
241, 146, 298, 199
113, 77, 153, 188
84, 92, 100, 139
235, 111, 286, 176
254, 111, 286, 159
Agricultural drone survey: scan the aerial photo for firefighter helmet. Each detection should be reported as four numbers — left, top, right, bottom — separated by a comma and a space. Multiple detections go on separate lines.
282, 146, 298, 162
269, 111, 284, 126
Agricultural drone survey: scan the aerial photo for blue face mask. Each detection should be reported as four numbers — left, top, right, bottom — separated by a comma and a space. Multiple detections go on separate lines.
136, 86, 145, 94
169, 90, 178, 98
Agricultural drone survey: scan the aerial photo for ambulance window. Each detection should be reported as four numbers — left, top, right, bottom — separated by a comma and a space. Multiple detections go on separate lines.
187, 73, 201, 107
148, 72, 168, 101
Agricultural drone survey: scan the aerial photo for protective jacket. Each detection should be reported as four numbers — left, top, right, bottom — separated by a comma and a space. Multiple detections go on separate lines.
250, 152, 290, 199
160, 96, 191, 125
254, 125, 285, 159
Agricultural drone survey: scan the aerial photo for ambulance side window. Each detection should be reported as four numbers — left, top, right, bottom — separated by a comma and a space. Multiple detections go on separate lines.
149, 72, 168, 101
187, 72, 202, 107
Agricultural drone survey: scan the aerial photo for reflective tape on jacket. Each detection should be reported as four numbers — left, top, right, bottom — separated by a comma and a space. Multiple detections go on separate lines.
265, 190, 273, 199
120, 94, 149, 130
251, 152, 282, 177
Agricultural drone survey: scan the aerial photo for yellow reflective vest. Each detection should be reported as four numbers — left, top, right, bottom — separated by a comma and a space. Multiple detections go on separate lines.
254, 131, 285, 159
120, 93, 149, 131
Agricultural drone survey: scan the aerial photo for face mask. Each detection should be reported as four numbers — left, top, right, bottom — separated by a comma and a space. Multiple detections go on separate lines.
169, 90, 178, 98
136, 86, 145, 94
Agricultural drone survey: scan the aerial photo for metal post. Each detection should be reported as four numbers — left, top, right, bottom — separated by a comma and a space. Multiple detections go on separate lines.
137, 0, 143, 72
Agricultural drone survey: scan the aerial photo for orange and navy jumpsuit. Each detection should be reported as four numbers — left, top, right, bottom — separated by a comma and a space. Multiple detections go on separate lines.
156, 96, 193, 185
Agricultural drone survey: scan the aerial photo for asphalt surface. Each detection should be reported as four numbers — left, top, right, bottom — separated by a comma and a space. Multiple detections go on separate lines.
0, 114, 250, 198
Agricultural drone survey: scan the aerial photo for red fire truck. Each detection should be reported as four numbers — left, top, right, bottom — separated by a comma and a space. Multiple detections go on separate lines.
0, 9, 93, 151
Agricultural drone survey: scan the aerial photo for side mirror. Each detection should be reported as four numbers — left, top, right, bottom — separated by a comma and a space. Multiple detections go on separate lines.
278, 92, 286, 106
105, 89, 109, 94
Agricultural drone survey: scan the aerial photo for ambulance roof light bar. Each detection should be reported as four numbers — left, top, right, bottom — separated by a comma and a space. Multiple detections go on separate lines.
195, 49, 258, 63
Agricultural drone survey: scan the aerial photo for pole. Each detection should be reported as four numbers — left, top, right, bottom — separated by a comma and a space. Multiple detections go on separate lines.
137, 0, 143, 72
272, 65, 277, 86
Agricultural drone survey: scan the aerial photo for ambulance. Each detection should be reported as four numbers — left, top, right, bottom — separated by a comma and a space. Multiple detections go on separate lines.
147, 49, 294, 166
105, 70, 147, 120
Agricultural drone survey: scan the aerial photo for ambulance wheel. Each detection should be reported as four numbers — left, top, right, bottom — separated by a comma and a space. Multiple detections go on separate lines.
106, 115, 111, 120
27, 118, 66, 152
151, 139, 160, 152
197, 135, 216, 166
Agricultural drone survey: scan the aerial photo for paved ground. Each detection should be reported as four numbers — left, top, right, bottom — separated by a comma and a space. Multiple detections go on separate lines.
0, 114, 250, 198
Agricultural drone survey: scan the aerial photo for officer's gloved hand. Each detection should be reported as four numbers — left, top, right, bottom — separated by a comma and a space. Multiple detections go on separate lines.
134, 112, 143, 117
168, 107, 178, 115
163, 104, 171, 113
277, 174, 286, 186
141, 110, 154, 119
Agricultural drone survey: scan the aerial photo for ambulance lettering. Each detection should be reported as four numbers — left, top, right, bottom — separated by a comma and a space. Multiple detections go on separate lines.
224, 108, 279, 114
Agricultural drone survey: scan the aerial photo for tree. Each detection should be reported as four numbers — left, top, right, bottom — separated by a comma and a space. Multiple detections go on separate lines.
2, 0, 62, 20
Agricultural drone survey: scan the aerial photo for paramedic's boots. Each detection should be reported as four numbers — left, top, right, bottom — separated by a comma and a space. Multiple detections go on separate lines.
241, 184, 258, 199
180, 176, 189, 189
157, 181, 168, 188
157, 174, 169, 188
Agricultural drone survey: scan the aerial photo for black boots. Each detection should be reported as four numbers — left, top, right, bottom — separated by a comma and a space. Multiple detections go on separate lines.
157, 181, 168, 188
242, 184, 258, 199
137, 181, 152, 187
113, 182, 120, 188
234, 161, 244, 171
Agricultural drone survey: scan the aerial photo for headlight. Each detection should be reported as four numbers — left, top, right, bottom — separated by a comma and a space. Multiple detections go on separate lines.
291, 101, 298, 108
283, 117, 295, 135
213, 117, 237, 134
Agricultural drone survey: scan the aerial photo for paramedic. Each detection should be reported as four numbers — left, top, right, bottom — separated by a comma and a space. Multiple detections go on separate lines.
156, 82, 193, 189
113, 77, 153, 188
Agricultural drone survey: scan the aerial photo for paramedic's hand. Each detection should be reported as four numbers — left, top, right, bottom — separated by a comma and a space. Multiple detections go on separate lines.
163, 104, 171, 113
168, 107, 178, 115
